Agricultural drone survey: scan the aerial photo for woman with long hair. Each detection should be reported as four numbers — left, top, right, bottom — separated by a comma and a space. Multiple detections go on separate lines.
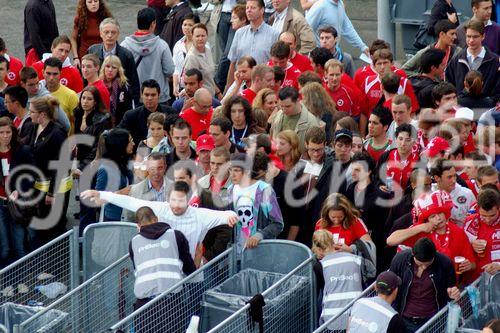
94, 128, 134, 222
99, 55, 133, 125
136, 112, 166, 162
276, 130, 301, 172
222, 96, 257, 149
27, 96, 68, 248
315, 193, 372, 249
458, 70, 495, 109
172, 13, 200, 97
183, 23, 222, 98
0, 117, 34, 266
252, 88, 278, 131
71, 0, 113, 68
300, 82, 337, 143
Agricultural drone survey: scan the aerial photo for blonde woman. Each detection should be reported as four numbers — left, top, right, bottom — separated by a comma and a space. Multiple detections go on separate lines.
99, 55, 132, 125
300, 82, 337, 142
312, 229, 363, 326
276, 130, 301, 172
252, 88, 278, 131
315, 193, 372, 250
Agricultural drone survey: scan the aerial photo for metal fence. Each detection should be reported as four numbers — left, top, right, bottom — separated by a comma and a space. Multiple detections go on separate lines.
17, 254, 135, 333
0, 229, 79, 308
312, 282, 377, 333
206, 256, 315, 333
109, 247, 235, 333
415, 276, 483, 333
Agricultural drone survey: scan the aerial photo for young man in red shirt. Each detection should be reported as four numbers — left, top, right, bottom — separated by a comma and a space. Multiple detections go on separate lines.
32, 35, 83, 93
323, 59, 364, 122
364, 106, 392, 163
238, 64, 274, 105
387, 190, 476, 277
0, 38, 23, 86
463, 188, 500, 279
180, 87, 213, 140
267, 41, 301, 90
360, 49, 418, 122
279, 32, 313, 73
80, 54, 110, 110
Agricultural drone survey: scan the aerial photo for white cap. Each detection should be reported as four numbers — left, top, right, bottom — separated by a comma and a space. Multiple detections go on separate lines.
454, 107, 474, 121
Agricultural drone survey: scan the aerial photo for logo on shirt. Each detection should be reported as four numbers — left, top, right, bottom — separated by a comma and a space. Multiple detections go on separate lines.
337, 99, 344, 107
60, 78, 68, 86
457, 195, 467, 204
7, 72, 15, 81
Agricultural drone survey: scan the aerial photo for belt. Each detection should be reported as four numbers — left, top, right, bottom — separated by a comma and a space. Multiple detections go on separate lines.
403, 316, 432, 324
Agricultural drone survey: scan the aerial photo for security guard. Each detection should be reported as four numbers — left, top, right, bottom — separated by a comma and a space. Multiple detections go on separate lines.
348, 271, 408, 333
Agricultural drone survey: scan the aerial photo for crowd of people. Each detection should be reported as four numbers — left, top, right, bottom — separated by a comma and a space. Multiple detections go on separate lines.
0, 0, 498, 331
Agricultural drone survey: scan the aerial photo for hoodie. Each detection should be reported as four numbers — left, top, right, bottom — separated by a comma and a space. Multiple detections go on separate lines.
121, 34, 174, 103
129, 222, 196, 276
28, 83, 71, 132
409, 75, 439, 109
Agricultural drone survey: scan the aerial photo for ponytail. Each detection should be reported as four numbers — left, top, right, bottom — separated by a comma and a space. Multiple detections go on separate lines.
30, 95, 59, 120
464, 70, 483, 97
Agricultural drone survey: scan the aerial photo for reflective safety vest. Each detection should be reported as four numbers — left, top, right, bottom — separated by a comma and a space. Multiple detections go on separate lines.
320, 252, 363, 326
349, 296, 397, 333
131, 229, 183, 299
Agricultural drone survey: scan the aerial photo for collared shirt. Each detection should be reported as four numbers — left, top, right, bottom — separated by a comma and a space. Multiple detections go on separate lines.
103, 44, 117, 59
466, 47, 486, 71
228, 21, 280, 64
272, 8, 288, 32
147, 180, 166, 202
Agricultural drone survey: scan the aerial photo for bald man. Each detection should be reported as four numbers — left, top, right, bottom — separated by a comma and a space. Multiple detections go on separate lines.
179, 87, 213, 140
279, 32, 314, 72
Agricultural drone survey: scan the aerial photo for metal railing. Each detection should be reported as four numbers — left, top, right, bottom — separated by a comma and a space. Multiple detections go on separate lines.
206, 256, 315, 333
312, 282, 377, 333
109, 247, 235, 333
17, 255, 135, 333
0, 229, 79, 307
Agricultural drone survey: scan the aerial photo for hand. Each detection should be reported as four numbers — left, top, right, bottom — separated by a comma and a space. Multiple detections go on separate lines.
458, 259, 473, 273
73, 58, 81, 69
72, 168, 82, 179
419, 222, 436, 233
45, 195, 54, 205
446, 12, 458, 24
178, 89, 187, 98
183, 97, 195, 110
245, 236, 260, 249
379, 185, 390, 193
234, 71, 243, 85
80, 190, 106, 206
362, 47, 370, 58
173, 86, 180, 98
447, 286, 460, 301
471, 239, 487, 255
334, 243, 353, 253
227, 214, 238, 227
9, 190, 18, 201
482, 262, 500, 275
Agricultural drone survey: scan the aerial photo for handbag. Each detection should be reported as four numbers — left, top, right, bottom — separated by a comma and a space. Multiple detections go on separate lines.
413, 22, 435, 50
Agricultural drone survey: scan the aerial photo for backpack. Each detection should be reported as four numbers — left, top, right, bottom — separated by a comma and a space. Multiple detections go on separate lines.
353, 239, 377, 288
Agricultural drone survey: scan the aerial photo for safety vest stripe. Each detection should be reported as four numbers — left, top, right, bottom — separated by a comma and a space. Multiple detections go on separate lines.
324, 291, 362, 302
136, 258, 182, 272
322, 307, 345, 316
357, 298, 395, 318
322, 256, 362, 268
135, 271, 183, 284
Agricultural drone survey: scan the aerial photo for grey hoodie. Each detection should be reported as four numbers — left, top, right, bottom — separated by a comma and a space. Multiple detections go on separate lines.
28, 83, 71, 132
121, 33, 174, 103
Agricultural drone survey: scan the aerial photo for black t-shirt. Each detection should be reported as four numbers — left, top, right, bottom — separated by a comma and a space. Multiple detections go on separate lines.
387, 314, 409, 333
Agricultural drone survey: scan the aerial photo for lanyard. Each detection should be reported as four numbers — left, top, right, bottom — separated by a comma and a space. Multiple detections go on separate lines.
231, 125, 248, 145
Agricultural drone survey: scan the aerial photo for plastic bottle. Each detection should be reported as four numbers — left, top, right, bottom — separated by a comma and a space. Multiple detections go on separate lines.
27, 300, 44, 307
186, 315, 200, 333
386, 175, 393, 192
35, 282, 67, 299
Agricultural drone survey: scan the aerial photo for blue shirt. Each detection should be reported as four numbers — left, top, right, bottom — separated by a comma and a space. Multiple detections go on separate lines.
306, 0, 367, 52
228, 21, 280, 64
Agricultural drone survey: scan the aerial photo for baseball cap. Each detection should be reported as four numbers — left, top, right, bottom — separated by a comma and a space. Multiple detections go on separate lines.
376, 271, 401, 294
196, 134, 215, 153
454, 107, 474, 121
424, 137, 450, 158
334, 129, 353, 142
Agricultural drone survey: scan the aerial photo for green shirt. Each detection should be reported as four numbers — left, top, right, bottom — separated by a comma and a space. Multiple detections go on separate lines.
281, 112, 301, 131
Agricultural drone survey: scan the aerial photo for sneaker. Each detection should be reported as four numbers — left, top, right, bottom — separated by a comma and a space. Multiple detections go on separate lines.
37, 273, 54, 281
17, 283, 29, 294
2, 286, 15, 297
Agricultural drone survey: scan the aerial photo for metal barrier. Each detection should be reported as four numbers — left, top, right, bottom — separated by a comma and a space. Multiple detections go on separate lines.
109, 247, 235, 333
0, 229, 79, 307
17, 255, 135, 333
312, 282, 376, 333
415, 276, 483, 333
82, 222, 137, 280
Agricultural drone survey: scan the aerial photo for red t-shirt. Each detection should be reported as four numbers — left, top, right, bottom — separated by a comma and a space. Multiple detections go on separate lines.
353, 65, 407, 91
267, 60, 301, 90
386, 148, 420, 189
463, 133, 476, 154
402, 222, 476, 265
0, 150, 11, 198
365, 138, 391, 163
361, 74, 419, 116
315, 218, 369, 246
239, 88, 257, 105
324, 83, 363, 117
4, 54, 23, 86
180, 107, 213, 140
33, 60, 84, 93
290, 52, 313, 73
90, 79, 111, 110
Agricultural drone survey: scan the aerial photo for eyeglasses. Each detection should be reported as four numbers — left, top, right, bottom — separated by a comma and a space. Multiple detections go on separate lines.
307, 147, 325, 154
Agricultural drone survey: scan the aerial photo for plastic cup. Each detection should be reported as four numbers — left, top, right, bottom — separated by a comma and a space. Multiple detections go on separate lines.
332, 233, 339, 243
454, 256, 466, 274
476, 239, 487, 257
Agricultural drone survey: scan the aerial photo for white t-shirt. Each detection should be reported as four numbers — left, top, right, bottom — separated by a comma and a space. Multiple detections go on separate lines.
449, 184, 476, 226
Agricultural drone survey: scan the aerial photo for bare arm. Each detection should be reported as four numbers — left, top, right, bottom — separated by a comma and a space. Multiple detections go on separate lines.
225, 62, 236, 94
287, 226, 299, 241
386, 224, 430, 246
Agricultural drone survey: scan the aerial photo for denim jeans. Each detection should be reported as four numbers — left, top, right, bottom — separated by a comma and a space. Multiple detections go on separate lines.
0, 205, 27, 267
